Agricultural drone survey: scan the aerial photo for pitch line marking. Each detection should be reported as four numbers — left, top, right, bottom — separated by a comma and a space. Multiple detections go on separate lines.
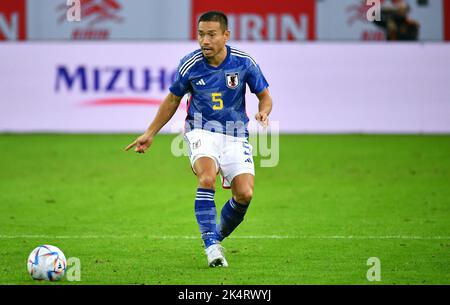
0, 235, 449, 240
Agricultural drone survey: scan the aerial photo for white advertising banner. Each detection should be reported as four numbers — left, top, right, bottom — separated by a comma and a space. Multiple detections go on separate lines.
26, 0, 190, 40
0, 42, 197, 133
0, 42, 449, 133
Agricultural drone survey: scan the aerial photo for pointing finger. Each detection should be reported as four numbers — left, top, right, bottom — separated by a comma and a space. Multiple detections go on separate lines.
125, 140, 137, 151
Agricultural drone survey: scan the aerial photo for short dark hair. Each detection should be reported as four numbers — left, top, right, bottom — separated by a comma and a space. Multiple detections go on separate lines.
198, 11, 228, 32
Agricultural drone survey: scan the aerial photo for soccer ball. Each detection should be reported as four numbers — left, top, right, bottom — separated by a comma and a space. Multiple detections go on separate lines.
27, 245, 67, 281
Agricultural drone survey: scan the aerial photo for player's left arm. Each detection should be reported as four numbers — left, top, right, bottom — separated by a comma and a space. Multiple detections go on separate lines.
255, 88, 272, 128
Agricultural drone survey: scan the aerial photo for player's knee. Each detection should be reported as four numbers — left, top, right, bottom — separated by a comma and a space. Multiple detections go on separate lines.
235, 188, 253, 204
198, 175, 216, 190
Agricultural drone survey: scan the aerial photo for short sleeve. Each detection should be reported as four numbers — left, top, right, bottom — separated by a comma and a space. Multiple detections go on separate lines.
169, 61, 191, 97
247, 63, 269, 94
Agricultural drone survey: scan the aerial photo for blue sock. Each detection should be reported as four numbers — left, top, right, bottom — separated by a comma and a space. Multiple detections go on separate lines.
215, 198, 249, 241
194, 188, 218, 248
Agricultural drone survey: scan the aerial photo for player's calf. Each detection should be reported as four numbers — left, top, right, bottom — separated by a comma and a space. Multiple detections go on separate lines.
215, 197, 250, 242
233, 188, 253, 205
231, 173, 254, 204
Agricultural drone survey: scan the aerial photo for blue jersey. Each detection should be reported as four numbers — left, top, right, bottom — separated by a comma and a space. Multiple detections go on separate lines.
169, 45, 269, 138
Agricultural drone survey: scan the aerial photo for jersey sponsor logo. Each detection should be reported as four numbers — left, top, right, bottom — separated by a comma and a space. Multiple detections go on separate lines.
195, 79, 206, 86
192, 139, 202, 150
226, 72, 239, 89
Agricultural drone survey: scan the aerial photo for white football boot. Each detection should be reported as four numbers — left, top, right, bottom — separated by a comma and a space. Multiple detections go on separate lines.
205, 244, 228, 267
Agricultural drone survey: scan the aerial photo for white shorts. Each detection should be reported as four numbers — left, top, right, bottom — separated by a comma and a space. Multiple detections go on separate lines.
184, 129, 255, 189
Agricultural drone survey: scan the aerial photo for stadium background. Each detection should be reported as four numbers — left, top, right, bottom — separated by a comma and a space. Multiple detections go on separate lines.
0, 0, 449, 285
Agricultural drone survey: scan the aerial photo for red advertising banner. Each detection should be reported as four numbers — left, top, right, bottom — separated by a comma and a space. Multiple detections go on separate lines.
191, 0, 316, 41
0, 0, 26, 40
444, 0, 450, 41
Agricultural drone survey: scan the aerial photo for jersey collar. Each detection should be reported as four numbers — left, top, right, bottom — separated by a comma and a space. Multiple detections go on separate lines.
203, 45, 231, 70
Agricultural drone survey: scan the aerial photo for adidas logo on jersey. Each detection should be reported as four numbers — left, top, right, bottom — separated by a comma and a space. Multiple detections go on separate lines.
195, 79, 206, 86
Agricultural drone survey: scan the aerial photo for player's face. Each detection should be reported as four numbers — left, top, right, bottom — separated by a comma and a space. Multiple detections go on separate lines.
197, 21, 230, 59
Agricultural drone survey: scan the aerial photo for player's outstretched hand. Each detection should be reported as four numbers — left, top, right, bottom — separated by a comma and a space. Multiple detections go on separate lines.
255, 112, 269, 128
124, 133, 153, 154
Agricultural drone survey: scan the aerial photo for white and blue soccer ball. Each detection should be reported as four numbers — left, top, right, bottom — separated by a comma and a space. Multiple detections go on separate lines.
27, 245, 67, 281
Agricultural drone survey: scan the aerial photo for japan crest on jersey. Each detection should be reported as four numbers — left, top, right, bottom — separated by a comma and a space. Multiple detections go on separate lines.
226, 72, 239, 89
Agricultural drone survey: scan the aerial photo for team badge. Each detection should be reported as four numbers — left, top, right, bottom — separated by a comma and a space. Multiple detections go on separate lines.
226, 72, 239, 89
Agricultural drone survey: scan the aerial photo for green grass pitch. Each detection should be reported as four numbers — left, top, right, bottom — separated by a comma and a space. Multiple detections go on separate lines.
0, 134, 449, 284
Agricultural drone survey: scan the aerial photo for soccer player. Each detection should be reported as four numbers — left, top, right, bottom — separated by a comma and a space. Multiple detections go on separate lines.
125, 11, 272, 267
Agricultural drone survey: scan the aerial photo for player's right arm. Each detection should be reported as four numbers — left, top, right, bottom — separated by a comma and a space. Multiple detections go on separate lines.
124, 92, 182, 153
125, 51, 197, 153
